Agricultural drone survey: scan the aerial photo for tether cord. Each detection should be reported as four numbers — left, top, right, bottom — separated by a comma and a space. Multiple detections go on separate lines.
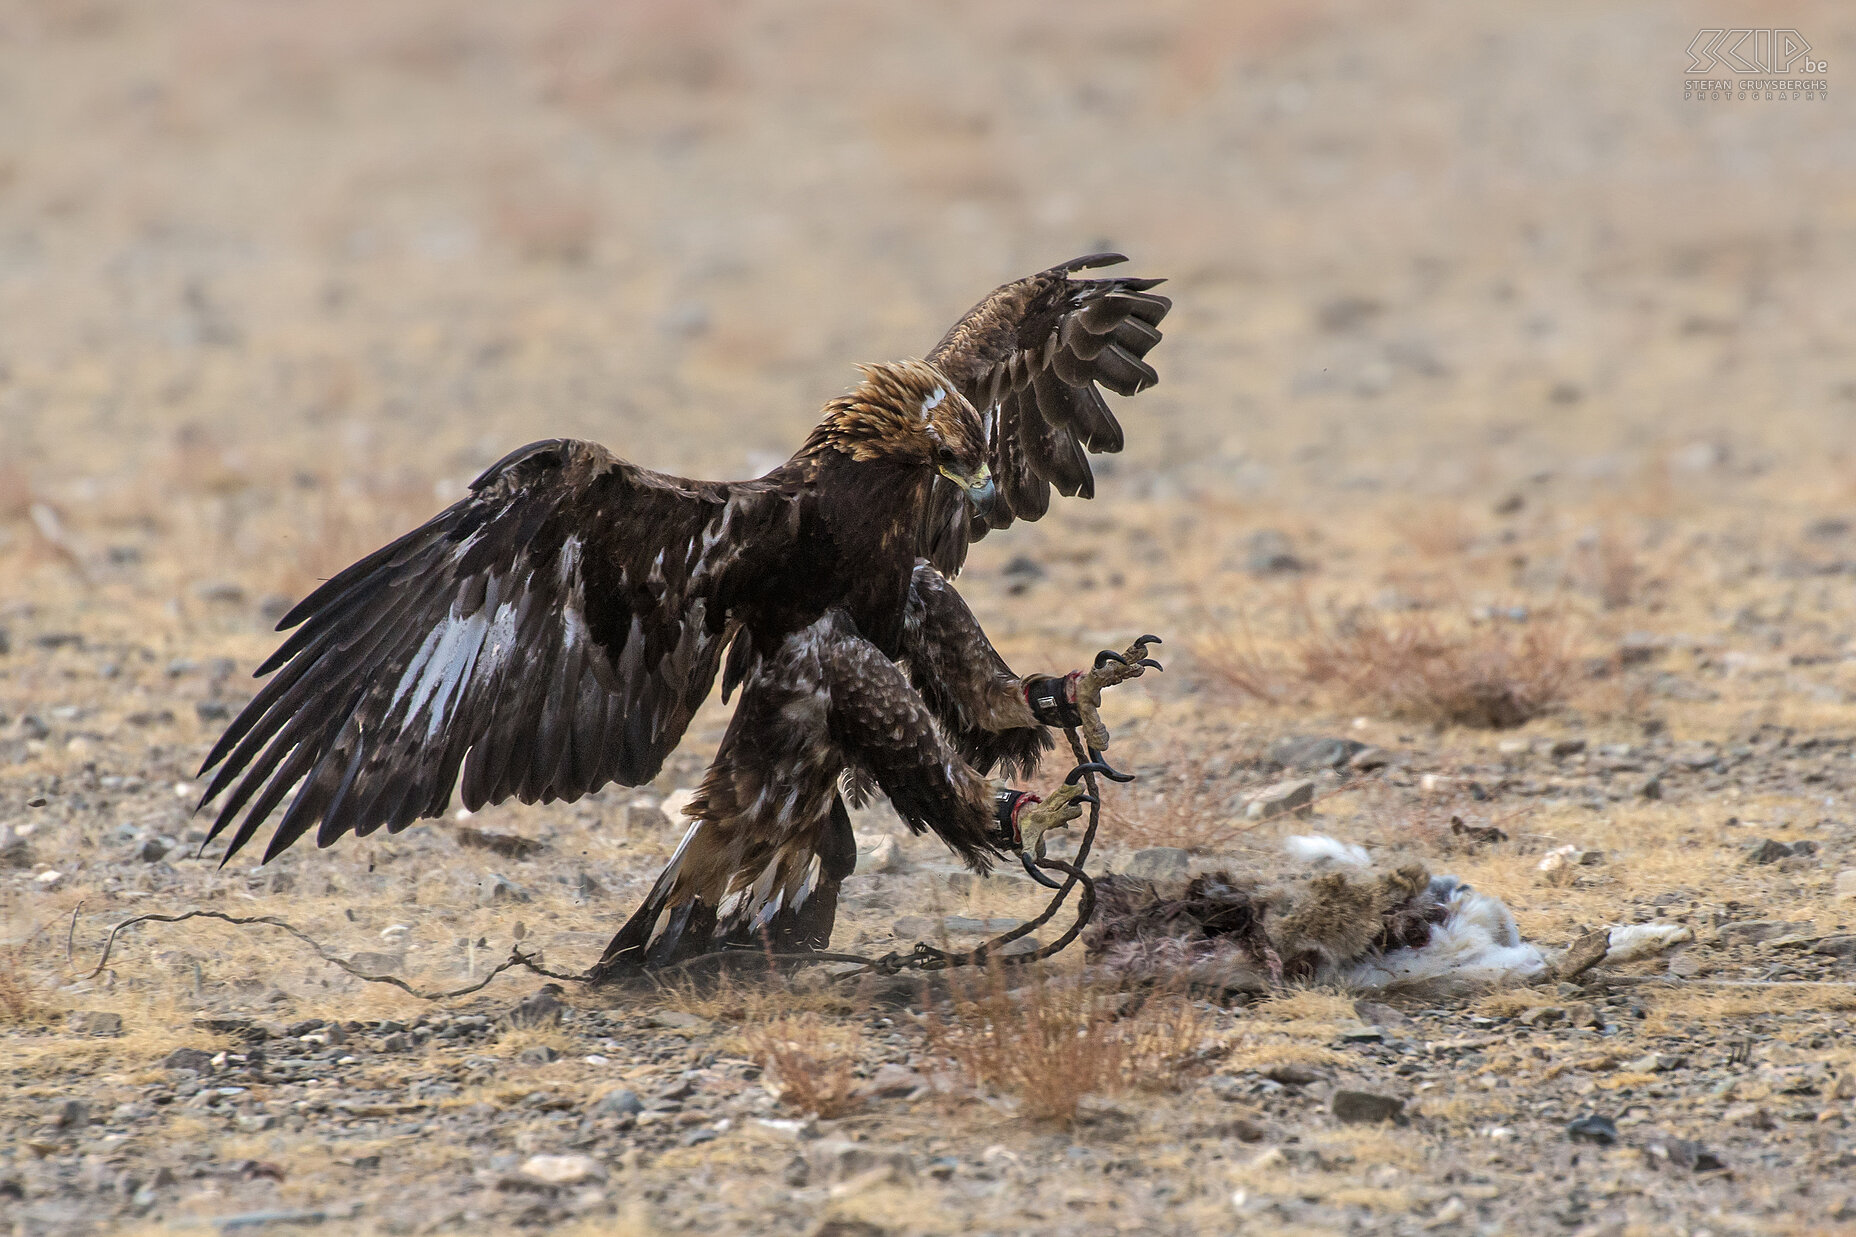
73, 725, 1113, 997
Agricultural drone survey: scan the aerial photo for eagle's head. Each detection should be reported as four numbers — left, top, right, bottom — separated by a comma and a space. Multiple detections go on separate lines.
811, 359, 995, 516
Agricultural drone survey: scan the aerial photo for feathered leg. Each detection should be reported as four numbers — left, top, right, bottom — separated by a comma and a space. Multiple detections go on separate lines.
589, 609, 1003, 981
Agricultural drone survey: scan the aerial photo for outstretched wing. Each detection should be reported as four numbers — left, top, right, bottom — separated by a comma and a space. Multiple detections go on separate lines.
923, 253, 1169, 573
198, 439, 778, 864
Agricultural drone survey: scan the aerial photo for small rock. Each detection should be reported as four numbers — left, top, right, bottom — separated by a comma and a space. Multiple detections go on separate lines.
161, 1047, 214, 1072
1001, 555, 1046, 582
56, 1100, 90, 1128
456, 827, 546, 860
592, 1089, 643, 1117
1642, 1135, 1725, 1173
1537, 846, 1598, 883
1246, 778, 1316, 821
1517, 1006, 1566, 1028
1722, 1103, 1775, 1130
1718, 920, 1810, 946
1811, 935, 1856, 958
1832, 870, 1856, 901
1563, 1002, 1599, 1029
1450, 819, 1508, 846
68, 1011, 123, 1037
861, 836, 909, 874
1636, 774, 1663, 801
1348, 746, 1391, 771
807, 1139, 911, 1186
1267, 735, 1365, 771
1430, 1197, 1468, 1227
641, 1011, 712, 1034
1549, 738, 1587, 759
1553, 930, 1611, 981
1566, 1113, 1619, 1145
138, 837, 173, 863
866, 1063, 923, 1098
1124, 847, 1190, 882
515, 1045, 559, 1066
1622, 1053, 1675, 1073
1331, 1090, 1404, 1124
1265, 1064, 1322, 1086
505, 984, 565, 1028
0, 831, 33, 868
479, 874, 531, 904
1746, 838, 1791, 865
623, 802, 662, 832
1352, 1001, 1416, 1030
379, 1033, 409, 1052
1207, 1074, 1246, 1101
517, 1154, 605, 1186
1245, 529, 1308, 576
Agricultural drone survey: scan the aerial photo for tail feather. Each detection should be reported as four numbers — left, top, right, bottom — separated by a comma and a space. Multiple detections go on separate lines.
588, 798, 857, 982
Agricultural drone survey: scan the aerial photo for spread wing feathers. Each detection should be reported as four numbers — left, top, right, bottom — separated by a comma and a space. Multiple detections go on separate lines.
197, 439, 775, 865
923, 253, 1169, 573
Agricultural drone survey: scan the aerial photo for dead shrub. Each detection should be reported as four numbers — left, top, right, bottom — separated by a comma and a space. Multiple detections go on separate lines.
0, 941, 48, 1026
1195, 615, 1288, 704
1105, 741, 1255, 851
1300, 612, 1572, 728
1200, 602, 1576, 729
924, 967, 1210, 1123
739, 1013, 867, 1119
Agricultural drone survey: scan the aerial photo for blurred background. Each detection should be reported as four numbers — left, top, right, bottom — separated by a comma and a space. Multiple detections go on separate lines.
0, 0, 1852, 666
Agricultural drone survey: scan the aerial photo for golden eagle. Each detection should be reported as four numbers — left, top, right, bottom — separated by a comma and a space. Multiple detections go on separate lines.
196, 254, 1170, 977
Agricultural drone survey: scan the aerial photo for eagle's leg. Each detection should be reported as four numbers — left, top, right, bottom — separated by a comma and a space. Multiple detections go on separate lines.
590, 610, 1022, 981
902, 563, 1160, 777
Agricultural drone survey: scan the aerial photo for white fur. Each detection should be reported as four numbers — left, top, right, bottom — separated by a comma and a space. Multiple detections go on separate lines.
1334, 883, 1548, 993
1284, 835, 1369, 867
1603, 923, 1692, 963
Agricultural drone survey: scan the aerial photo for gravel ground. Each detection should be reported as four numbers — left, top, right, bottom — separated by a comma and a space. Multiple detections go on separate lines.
4, 2, 1856, 1234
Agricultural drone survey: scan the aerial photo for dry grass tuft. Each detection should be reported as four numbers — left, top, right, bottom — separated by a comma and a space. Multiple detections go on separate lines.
925, 968, 1211, 1123
1196, 615, 1290, 705
1106, 742, 1254, 851
0, 942, 50, 1027
738, 1013, 867, 1119
1199, 601, 1577, 729
658, 972, 857, 1024
1299, 612, 1574, 729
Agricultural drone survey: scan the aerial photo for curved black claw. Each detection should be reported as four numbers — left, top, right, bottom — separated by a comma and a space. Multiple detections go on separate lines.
1136, 634, 1163, 646
1136, 658, 1164, 671
1020, 851, 1064, 889
1093, 649, 1129, 669
1064, 761, 1116, 785
1085, 748, 1137, 782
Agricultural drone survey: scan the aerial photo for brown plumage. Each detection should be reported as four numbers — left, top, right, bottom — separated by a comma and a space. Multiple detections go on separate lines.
194, 256, 1170, 977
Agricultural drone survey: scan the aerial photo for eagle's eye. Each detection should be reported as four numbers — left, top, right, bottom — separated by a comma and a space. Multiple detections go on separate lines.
935, 445, 957, 466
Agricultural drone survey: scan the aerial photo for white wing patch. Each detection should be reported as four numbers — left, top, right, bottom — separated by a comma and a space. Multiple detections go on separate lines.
920, 386, 946, 417
390, 575, 520, 741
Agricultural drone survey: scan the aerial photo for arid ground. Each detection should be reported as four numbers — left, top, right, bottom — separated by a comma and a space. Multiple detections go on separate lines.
4, 2, 1856, 1234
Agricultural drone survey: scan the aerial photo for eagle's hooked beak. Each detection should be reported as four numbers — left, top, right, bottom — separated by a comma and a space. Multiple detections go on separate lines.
942, 464, 995, 520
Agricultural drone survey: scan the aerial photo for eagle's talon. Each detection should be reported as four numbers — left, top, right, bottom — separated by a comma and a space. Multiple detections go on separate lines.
1093, 649, 1129, 669
1137, 657, 1164, 671
1020, 852, 1065, 889
1064, 761, 1115, 784
1084, 749, 1137, 782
